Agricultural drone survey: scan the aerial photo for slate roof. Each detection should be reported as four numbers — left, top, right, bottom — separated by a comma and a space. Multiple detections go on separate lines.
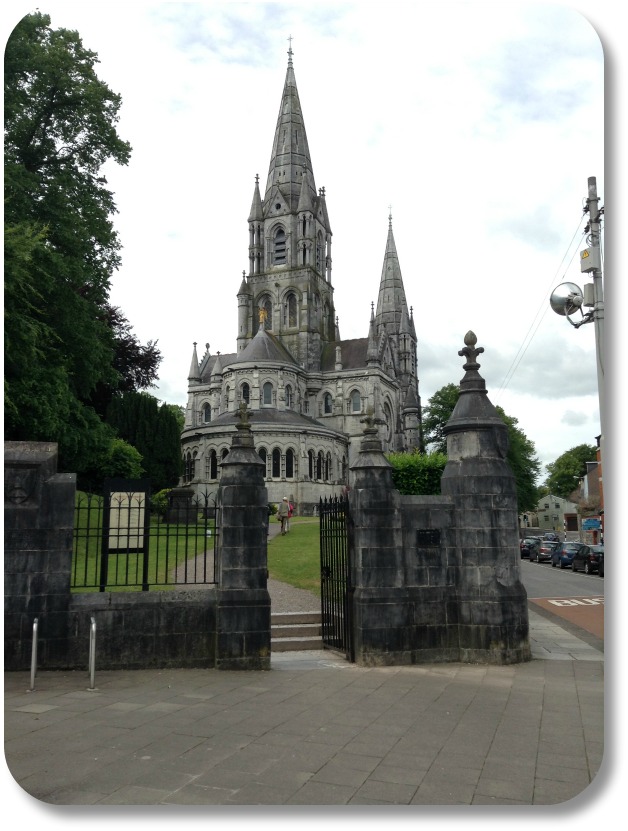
320, 339, 369, 372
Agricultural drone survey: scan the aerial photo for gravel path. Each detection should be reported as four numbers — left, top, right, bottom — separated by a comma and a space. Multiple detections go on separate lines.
267, 577, 319, 613
171, 521, 320, 614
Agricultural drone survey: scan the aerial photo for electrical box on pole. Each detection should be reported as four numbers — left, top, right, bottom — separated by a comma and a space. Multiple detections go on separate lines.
580, 247, 601, 273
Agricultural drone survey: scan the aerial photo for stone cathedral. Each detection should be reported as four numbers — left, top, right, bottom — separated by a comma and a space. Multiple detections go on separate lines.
181, 48, 423, 514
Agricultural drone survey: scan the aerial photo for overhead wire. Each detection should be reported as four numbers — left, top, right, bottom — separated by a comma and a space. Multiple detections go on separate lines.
493, 212, 588, 405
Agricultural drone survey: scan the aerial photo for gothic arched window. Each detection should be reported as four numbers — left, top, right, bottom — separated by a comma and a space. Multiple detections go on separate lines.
258, 447, 267, 476
206, 449, 218, 480
324, 393, 333, 414
287, 292, 297, 327
285, 384, 293, 409
272, 448, 281, 478
286, 448, 295, 479
241, 382, 250, 405
263, 381, 273, 406
273, 227, 286, 265
350, 389, 361, 413
316, 231, 323, 273
201, 403, 211, 424
308, 449, 314, 479
316, 451, 324, 481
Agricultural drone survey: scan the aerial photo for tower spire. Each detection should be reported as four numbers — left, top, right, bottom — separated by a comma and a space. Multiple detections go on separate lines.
375, 213, 410, 336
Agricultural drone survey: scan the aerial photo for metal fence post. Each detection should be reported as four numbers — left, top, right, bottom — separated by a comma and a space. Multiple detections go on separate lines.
88, 616, 97, 690
28, 618, 38, 692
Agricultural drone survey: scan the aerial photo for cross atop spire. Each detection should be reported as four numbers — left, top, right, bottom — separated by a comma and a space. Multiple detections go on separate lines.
287, 34, 293, 66
388, 206, 393, 228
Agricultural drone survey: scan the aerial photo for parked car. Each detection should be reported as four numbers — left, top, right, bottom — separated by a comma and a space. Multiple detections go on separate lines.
572, 544, 603, 575
551, 542, 590, 569
534, 539, 560, 563
542, 532, 560, 542
572, 544, 604, 575
520, 537, 541, 559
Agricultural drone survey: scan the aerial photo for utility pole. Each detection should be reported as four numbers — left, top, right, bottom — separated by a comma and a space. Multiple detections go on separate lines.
580, 176, 605, 476
550, 176, 605, 542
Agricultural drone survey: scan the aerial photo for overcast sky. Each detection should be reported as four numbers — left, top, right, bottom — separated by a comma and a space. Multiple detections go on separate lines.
3, 1, 614, 482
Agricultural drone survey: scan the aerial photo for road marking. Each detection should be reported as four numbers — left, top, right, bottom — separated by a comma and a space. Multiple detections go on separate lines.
547, 597, 604, 606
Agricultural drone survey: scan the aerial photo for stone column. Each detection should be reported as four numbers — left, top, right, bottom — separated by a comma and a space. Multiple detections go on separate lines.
4, 442, 76, 669
441, 332, 531, 664
216, 406, 271, 669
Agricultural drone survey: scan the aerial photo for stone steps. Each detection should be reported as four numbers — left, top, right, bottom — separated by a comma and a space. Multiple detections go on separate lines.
271, 611, 323, 652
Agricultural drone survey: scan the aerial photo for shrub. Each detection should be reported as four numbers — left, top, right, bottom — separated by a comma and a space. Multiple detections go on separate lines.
386, 451, 447, 495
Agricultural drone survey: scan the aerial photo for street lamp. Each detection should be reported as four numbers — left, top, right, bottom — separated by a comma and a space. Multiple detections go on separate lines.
549, 175, 605, 491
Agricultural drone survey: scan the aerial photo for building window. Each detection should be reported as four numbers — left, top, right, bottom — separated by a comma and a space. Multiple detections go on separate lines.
272, 448, 281, 478
308, 449, 314, 479
350, 390, 361, 413
286, 448, 295, 478
316, 231, 323, 272
241, 382, 250, 404
206, 449, 218, 480
258, 447, 267, 476
326, 452, 332, 481
273, 227, 286, 264
185, 450, 197, 483
324, 393, 333, 414
286, 292, 297, 327
316, 451, 324, 481
383, 402, 393, 443
285, 384, 293, 409
263, 381, 273, 406
201, 403, 211, 424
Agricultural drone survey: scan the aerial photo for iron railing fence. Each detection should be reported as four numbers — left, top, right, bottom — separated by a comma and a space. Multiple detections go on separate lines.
72, 487, 218, 591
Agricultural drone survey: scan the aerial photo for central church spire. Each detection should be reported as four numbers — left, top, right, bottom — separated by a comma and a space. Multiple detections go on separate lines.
264, 45, 317, 211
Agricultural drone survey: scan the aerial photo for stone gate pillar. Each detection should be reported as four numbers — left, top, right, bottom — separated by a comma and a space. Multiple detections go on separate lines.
441, 332, 531, 664
216, 406, 270, 669
348, 414, 406, 665
4, 442, 76, 669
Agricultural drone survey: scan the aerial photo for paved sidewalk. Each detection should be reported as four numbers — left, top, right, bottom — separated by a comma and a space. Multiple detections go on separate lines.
4, 608, 604, 807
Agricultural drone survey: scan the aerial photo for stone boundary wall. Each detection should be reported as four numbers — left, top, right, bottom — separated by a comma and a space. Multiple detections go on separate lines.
4, 439, 268, 672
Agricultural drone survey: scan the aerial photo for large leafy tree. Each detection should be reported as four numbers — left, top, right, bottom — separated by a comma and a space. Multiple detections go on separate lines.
544, 444, 597, 500
105, 392, 182, 492
4, 12, 161, 476
420, 384, 541, 511
421, 383, 459, 454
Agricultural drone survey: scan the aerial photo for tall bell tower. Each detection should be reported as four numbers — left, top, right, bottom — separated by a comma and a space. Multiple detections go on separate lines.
238, 43, 335, 370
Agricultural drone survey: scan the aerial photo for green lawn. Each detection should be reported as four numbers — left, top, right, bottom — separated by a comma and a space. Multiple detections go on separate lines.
268, 517, 321, 597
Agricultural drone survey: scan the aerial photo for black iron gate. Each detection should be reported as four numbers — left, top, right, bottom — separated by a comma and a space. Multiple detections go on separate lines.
319, 495, 354, 661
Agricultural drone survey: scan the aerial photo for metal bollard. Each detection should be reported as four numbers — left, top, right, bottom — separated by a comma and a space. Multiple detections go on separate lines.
28, 618, 38, 692
88, 616, 97, 690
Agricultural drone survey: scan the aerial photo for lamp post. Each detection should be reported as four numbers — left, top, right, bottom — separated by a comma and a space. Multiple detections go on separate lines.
549, 175, 605, 509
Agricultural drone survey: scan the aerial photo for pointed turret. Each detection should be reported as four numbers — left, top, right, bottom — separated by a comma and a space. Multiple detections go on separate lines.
248, 174, 263, 223
366, 302, 380, 365
375, 213, 409, 337
188, 342, 201, 383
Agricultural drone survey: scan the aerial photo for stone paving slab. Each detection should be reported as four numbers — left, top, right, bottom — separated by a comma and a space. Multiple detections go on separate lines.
4, 608, 606, 809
